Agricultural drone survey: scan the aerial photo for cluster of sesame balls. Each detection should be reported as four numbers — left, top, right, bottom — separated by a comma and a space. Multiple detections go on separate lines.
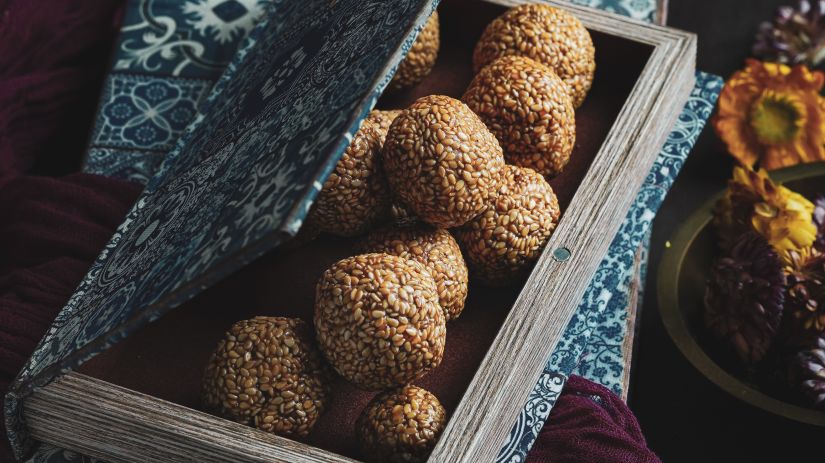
202, 5, 593, 462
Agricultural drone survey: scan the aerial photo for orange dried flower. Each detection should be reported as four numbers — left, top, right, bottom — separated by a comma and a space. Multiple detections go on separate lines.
713, 165, 816, 255
713, 59, 825, 170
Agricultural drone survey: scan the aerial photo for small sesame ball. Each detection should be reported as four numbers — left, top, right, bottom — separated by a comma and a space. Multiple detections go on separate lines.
473, 4, 595, 108
314, 253, 446, 390
463, 55, 576, 178
366, 109, 404, 145
307, 119, 390, 237
253, 373, 327, 436
356, 385, 447, 463
360, 224, 469, 321
383, 95, 506, 228
203, 317, 329, 434
455, 165, 561, 286
389, 12, 440, 91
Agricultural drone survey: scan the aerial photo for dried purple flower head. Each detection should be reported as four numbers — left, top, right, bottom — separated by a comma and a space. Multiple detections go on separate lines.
787, 334, 825, 410
781, 247, 825, 349
705, 232, 787, 365
814, 195, 825, 251
754, 1, 825, 67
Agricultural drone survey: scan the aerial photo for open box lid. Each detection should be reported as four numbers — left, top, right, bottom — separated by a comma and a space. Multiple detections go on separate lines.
5, 0, 440, 456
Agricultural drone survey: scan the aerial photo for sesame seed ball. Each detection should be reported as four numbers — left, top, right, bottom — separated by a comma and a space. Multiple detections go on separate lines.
473, 4, 595, 108
382, 95, 506, 228
253, 373, 326, 437
360, 224, 468, 321
455, 165, 561, 286
203, 317, 329, 428
356, 385, 447, 463
389, 12, 440, 91
463, 55, 576, 178
366, 109, 403, 145
307, 118, 390, 237
314, 253, 446, 390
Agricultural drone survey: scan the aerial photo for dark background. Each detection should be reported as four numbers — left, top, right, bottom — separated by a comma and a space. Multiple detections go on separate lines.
630, 1, 823, 461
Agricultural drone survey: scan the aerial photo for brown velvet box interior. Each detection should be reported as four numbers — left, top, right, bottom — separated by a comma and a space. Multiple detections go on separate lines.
78, 1, 652, 460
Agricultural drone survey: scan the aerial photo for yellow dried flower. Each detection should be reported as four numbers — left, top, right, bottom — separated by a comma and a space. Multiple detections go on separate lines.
714, 165, 816, 255
713, 59, 825, 170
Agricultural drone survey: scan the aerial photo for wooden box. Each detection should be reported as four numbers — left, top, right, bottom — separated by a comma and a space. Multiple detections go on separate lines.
10, 0, 696, 462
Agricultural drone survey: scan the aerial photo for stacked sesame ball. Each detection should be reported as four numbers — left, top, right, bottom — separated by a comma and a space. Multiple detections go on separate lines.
203, 5, 593, 462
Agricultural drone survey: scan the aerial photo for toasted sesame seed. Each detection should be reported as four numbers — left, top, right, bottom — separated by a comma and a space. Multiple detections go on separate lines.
202, 317, 331, 437
356, 385, 447, 463
359, 223, 469, 321
383, 95, 505, 228
463, 55, 575, 178
314, 253, 446, 390
306, 118, 390, 237
389, 12, 440, 91
473, 4, 595, 108
455, 165, 561, 286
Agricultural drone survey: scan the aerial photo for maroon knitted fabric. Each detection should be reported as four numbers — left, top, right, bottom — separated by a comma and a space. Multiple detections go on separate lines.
0, 1, 135, 459
0, 0, 126, 187
528, 375, 661, 463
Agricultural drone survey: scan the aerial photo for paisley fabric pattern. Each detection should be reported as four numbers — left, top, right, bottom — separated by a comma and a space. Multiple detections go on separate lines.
495, 71, 723, 463
6, 0, 439, 458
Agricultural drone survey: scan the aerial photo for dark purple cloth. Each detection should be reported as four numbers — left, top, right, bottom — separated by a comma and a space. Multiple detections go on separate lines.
0, 0, 126, 186
528, 375, 661, 463
0, 175, 141, 461
0, 1, 134, 460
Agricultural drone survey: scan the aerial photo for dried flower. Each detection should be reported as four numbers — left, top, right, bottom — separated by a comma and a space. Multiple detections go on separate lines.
781, 247, 825, 347
753, 1, 825, 68
704, 232, 787, 365
713, 59, 825, 169
713, 165, 817, 254
787, 334, 825, 410
814, 195, 825, 251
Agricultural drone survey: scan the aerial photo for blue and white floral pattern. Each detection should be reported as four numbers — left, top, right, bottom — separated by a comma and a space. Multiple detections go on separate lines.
6, 0, 439, 458
495, 71, 723, 463
569, 0, 658, 22
93, 76, 207, 151
115, 0, 271, 77
82, 0, 272, 183
84, 148, 165, 185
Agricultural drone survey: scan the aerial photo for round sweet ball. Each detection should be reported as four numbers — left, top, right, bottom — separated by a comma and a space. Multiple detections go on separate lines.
203, 316, 329, 436
455, 165, 561, 286
383, 95, 506, 228
463, 55, 576, 178
389, 12, 440, 91
307, 118, 390, 237
473, 4, 595, 108
360, 224, 469, 321
253, 373, 327, 436
314, 253, 446, 390
366, 109, 404, 145
356, 385, 447, 463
